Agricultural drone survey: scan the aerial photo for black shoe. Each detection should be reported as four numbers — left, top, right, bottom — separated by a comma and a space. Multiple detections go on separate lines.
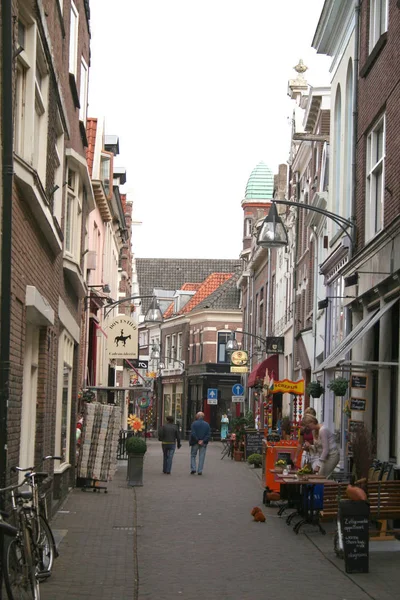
166, 472, 171, 474
190, 470, 196, 474
198, 472, 202, 475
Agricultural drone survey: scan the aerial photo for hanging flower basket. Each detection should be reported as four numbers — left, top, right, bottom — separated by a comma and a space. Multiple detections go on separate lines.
305, 381, 324, 398
328, 377, 349, 397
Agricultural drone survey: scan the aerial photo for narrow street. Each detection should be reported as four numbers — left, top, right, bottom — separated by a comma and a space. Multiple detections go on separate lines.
41, 441, 399, 600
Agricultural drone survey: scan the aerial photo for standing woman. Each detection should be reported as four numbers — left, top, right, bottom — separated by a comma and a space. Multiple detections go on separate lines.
301, 415, 340, 477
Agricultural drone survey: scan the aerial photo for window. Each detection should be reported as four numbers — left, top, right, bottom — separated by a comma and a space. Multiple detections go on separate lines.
171, 334, 176, 362
259, 288, 264, 329
333, 86, 342, 233
69, 2, 79, 76
52, 109, 64, 223
244, 218, 252, 237
19, 324, 39, 481
64, 167, 82, 262
177, 333, 182, 362
56, 332, 74, 465
165, 336, 171, 365
100, 151, 113, 199
79, 57, 89, 124
199, 331, 203, 362
192, 332, 196, 363
366, 115, 385, 241
369, 0, 388, 52
217, 332, 231, 363
34, 36, 49, 183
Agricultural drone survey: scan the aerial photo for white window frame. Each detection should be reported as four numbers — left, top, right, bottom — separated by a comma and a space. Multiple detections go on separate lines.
165, 335, 171, 366
55, 331, 74, 468
53, 109, 64, 226
177, 333, 182, 362
19, 323, 39, 482
171, 334, 176, 362
64, 166, 82, 262
79, 57, 89, 124
69, 1, 79, 77
369, 0, 388, 52
365, 114, 385, 242
34, 34, 49, 183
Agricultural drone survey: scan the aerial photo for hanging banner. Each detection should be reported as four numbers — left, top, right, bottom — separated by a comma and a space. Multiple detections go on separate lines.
107, 316, 139, 360
272, 379, 304, 395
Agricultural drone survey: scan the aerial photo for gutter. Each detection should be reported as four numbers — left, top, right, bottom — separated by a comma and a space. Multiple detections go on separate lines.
0, 0, 13, 497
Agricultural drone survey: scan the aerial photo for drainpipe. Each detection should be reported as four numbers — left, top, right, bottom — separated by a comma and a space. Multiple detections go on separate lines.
0, 0, 13, 498
351, 0, 360, 251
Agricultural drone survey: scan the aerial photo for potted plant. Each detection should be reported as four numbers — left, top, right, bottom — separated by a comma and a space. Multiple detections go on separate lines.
306, 381, 324, 398
275, 459, 287, 473
247, 453, 262, 468
126, 432, 147, 487
328, 377, 349, 397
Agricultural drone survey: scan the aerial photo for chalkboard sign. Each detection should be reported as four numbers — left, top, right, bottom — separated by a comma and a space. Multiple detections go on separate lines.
348, 419, 364, 434
339, 500, 369, 574
350, 397, 366, 411
351, 374, 368, 389
244, 429, 263, 459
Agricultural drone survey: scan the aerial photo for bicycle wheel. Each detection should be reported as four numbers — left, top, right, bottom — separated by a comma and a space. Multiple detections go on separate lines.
3, 534, 39, 600
36, 516, 55, 574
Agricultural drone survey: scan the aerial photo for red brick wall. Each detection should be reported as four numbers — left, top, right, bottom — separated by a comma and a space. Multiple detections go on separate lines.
356, 1, 400, 251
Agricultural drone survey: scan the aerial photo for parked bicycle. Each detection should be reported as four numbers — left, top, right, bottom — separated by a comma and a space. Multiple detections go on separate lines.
0, 479, 40, 600
1, 455, 61, 599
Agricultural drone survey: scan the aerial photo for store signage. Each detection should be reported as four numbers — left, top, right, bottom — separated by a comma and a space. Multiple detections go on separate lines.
138, 396, 150, 409
351, 374, 368, 389
272, 379, 304, 395
231, 395, 244, 403
245, 429, 263, 458
350, 397, 366, 412
348, 419, 364, 434
107, 316, 138, 360
230, 366, 249, 373
265, 337, 284, 354
339, 500, 369, 574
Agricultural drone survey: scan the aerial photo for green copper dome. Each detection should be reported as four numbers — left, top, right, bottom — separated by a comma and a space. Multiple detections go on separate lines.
245, 161, 274, 199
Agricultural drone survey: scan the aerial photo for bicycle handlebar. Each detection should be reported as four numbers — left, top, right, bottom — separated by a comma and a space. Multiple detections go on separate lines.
0, 480, 27, 494
11, 456, 62, 473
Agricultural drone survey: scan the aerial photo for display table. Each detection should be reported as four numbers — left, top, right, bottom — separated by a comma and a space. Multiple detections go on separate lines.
279, 477, 337, 534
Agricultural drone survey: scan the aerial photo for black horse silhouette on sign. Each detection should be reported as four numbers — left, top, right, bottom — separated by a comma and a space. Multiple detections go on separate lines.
114, 329, 131, 347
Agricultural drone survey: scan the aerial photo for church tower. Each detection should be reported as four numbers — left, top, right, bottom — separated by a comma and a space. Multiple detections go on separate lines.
241, 161, 274, 258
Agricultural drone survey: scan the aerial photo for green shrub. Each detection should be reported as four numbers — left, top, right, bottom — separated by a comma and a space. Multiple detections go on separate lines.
327, 377, 348, 397
247, 453, 262, 466
125, 435, 147, 455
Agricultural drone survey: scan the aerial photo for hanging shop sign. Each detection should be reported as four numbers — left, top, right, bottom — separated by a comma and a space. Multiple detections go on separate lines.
230, 350, 248, 373
351, 374, 368, 390
138, 396, 151, 409
272, 379, 304, 395
107, 316, 139, 360
265, 337, 284, 354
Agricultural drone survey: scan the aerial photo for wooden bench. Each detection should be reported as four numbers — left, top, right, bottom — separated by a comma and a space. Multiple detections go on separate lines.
319, 480, 400, 539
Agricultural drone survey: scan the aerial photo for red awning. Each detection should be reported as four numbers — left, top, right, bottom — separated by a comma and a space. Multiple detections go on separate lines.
247, 355, 279, 388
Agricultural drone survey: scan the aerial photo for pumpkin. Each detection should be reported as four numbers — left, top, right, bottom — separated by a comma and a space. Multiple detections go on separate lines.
346, 484, 367, 501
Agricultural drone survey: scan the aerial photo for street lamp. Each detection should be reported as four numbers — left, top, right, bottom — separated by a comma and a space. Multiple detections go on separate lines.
103, 294, 164, 321
226, 331, 268, 353
256, 200, 355, 250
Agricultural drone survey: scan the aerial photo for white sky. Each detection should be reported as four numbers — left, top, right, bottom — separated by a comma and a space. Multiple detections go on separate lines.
88, 0, 332, 260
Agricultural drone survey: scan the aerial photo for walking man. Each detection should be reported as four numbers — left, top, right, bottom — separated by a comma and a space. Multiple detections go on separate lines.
189, 412, 211, 475
158, 416, 181, 474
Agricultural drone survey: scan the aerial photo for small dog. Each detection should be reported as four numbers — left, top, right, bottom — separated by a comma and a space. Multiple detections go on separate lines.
251, 506, 266, 522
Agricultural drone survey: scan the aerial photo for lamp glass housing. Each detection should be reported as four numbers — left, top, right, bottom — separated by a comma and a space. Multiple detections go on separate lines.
256, 202, 289, 248
144, 297, 163, 324
225, 333, 239, 352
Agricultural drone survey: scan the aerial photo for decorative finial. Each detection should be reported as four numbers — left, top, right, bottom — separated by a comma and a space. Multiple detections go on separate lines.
294, 59, 308, 75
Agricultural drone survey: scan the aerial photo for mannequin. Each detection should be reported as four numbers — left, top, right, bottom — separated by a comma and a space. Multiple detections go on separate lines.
220, 414, 229, 439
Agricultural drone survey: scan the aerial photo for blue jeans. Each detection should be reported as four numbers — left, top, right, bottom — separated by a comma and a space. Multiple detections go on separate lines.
190, 444, 207, 473
162, 444, 176, 473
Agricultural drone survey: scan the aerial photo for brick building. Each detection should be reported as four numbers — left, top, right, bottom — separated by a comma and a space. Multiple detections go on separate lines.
0, 0, 93, 508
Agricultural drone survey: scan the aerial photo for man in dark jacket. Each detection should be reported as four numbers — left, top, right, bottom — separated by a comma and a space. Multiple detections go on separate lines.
158, 416, 181, 474
189, 412, 211, 475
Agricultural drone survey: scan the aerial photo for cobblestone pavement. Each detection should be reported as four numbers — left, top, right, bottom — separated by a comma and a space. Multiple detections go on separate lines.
40, 440, 399, 600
